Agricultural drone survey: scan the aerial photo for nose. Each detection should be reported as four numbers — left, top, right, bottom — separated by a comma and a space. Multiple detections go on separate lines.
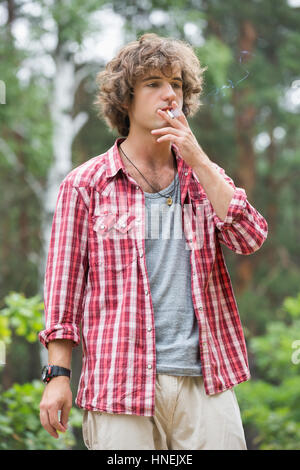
161, 82, 177, 101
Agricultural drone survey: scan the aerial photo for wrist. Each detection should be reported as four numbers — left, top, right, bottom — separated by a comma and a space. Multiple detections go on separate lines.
47, 375, 70, 384
42, 364, 71, 383
193, 156, 214, 185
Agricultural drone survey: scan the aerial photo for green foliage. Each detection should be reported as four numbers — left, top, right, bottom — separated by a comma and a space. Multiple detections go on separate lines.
0, 292, 84, 449
197, 37, 234, 95
235, 292, 300, 449
0, 292, 44, 344
237, 378, 300, 450
0, 380, 83, 450
250, 321, 300, 383
282, 293, 300, 318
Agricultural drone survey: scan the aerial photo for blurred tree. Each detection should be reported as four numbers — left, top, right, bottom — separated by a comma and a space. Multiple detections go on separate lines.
1, 0, 300, 450
0, 1, 52, 300
0, 0, 53, 387
0, 0, 108, 385
10, 0, 108, 288
109, 0, 300, 334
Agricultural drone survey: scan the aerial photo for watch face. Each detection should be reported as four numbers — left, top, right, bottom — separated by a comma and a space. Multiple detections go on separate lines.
42, 366, 48, 382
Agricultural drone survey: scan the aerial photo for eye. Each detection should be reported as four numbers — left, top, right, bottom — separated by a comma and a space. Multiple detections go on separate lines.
147, 82, 182, 89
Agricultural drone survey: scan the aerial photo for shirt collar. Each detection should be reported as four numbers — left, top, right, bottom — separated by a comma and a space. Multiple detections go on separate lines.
105, 137, 190, 180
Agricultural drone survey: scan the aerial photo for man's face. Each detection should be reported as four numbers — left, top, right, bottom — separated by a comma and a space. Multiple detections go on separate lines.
127, 66, 184, 132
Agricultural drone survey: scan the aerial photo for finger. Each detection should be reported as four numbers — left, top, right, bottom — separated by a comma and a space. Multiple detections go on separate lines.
157, 134, 179, 143
157, 108, 183, 126
151, 127, 182, 135
171, 101, 181, 113
157, 108, 187, 129
171, 101, 189, 125
40, 408, 59, 439
48, 406, 67, 433
170, 101, 182, 117
60, 402, 71, 430
173, 101, 190, 128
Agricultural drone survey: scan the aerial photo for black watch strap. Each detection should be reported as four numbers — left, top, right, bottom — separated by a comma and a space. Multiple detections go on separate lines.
42, 365, 71, 383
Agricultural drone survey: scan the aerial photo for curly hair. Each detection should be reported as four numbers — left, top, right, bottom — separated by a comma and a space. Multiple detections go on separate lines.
94, 33, 208, 137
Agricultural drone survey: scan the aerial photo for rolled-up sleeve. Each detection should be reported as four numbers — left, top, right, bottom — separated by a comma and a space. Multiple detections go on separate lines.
39, 181, 89, 348
209, 164, 268, 255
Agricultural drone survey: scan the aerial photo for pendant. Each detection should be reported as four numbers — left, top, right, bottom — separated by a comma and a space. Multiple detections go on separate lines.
166, 196, 173, 206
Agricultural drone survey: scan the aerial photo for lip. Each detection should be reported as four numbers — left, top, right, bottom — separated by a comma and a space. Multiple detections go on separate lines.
159, 106, 173, 111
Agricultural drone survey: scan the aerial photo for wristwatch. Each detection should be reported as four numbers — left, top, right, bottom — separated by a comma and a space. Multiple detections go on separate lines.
42, 365, 71, 383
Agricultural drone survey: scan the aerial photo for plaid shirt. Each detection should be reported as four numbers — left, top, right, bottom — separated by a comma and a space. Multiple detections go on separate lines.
39, 137, 268, 416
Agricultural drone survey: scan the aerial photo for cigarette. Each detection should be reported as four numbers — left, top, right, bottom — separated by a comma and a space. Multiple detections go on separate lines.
167, 108, 181, 119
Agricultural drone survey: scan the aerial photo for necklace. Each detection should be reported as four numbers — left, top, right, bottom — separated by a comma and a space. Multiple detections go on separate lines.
119, 144, 179, 206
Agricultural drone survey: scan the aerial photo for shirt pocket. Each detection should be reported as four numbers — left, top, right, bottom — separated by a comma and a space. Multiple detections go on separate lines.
184, 194, 210, 251
91, 211, 138, 272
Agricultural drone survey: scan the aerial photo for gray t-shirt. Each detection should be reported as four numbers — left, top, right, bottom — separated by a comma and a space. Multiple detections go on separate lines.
143, 170, 202, 376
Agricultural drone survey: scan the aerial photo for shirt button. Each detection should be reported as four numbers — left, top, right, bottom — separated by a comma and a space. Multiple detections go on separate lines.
140, 253, 144, 258
100, 225, 105, 229
199, 307, 203, 311
185, 172, 188, 176
145, 290, 149, 295
122, 223, 126, 228
147, 327, 152, 332
136, 186, 139, 190
147, 364, 152, 369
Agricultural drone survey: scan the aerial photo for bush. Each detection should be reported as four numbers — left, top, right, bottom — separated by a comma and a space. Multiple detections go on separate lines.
0, 292, 83, 450
235, 293, 300, 449
0, 380, 83, 450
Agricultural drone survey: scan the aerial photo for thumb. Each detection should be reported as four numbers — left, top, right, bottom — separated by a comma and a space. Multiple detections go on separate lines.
171, 100, 187, 122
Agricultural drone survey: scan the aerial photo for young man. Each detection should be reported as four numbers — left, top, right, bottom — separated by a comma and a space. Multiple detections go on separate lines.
39, 33, 268, 450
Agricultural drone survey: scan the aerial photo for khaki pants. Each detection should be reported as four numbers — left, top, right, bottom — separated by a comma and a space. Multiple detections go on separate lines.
82, 374, 247, 450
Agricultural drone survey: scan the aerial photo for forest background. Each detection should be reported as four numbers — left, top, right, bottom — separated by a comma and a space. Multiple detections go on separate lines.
1, 0, 300, 450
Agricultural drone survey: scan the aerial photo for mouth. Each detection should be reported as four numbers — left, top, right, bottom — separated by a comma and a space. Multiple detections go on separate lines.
160, 106, 173, 112
157, 106, 175, 119
158, 105, 181, 119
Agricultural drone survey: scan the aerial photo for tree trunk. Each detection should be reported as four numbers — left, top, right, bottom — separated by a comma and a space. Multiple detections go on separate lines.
39, 46, 88, 365
232, 20, 258, 294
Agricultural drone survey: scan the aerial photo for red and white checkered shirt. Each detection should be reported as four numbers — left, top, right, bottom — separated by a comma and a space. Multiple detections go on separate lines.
39, 137, 268, 416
